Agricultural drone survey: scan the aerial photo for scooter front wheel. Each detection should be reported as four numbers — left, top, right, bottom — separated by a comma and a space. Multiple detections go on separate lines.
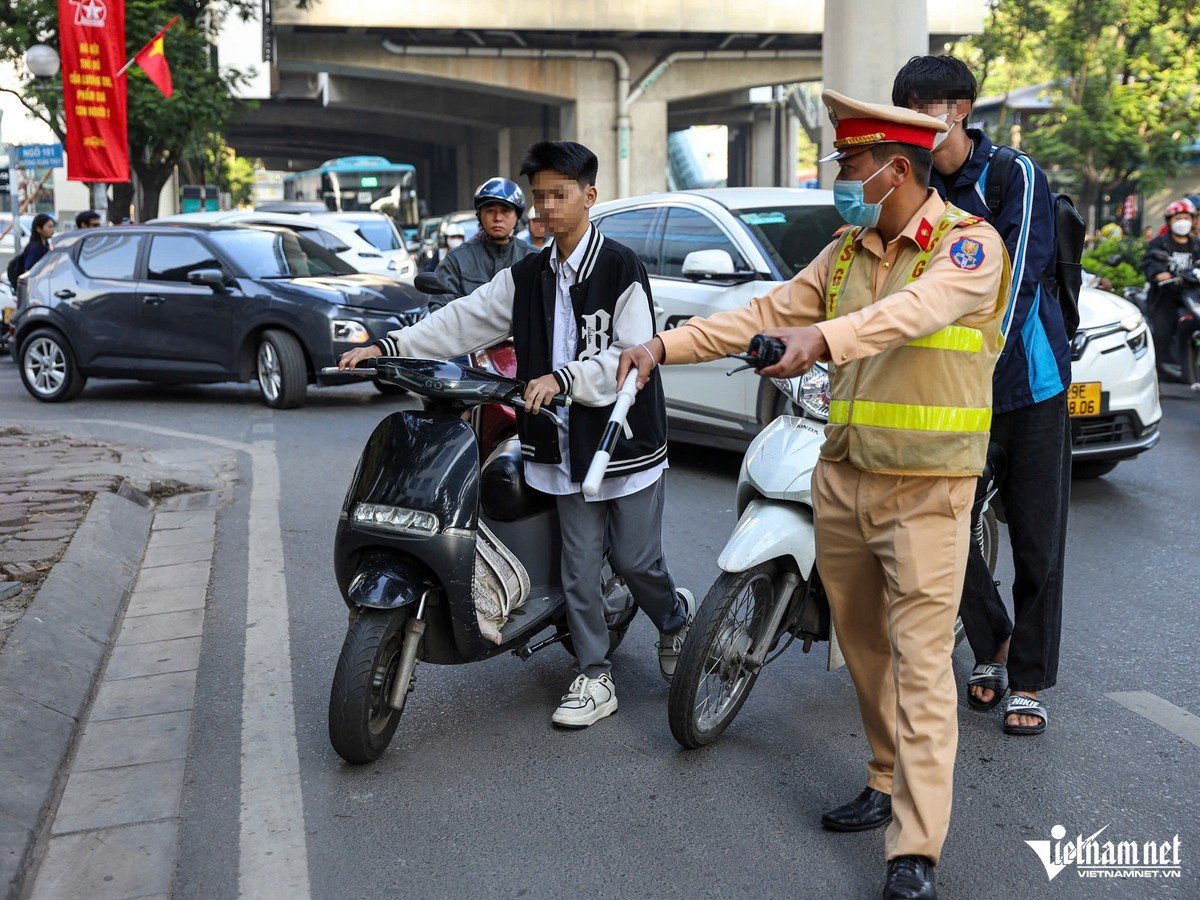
328, 608, 407, 764
669, 563, 777, 749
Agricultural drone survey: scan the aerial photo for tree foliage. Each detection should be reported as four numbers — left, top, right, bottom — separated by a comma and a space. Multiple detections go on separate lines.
959, 1, 1200, 223
0, 0, 257, 220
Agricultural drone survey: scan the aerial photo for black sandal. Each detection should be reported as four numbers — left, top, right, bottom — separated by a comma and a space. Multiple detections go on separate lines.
966, 662, 1008, 711
1004, 695, 1048, 735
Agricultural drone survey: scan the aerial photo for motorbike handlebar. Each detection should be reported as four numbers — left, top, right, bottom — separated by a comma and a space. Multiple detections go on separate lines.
726, 333, 787, 374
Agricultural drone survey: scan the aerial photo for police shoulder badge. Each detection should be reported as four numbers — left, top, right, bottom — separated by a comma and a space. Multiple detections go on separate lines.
949, 236, 985, 270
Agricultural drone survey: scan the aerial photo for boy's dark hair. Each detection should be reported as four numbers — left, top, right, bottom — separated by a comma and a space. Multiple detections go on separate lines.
519, 141, 598, 187
75, 209, 101, 227
870, 142, 932, 188
891, 54, 978, 108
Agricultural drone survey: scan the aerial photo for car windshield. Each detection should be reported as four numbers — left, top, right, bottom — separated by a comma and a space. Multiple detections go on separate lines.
735, 205, 846, 280
351, 219, 401, 251
207, 228, 357, 278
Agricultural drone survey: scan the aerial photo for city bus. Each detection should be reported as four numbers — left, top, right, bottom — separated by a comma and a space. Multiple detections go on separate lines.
283, 156, 419, 224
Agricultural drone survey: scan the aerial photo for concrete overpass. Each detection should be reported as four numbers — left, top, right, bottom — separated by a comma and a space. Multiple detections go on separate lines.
224, 1, 987, 213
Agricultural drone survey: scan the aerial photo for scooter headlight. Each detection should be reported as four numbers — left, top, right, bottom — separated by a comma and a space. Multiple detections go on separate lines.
352, 502, 440, 536
796, 364, 831, 422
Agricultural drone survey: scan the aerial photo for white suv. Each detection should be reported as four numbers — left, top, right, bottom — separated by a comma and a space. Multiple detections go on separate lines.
592, 188, 1162, 477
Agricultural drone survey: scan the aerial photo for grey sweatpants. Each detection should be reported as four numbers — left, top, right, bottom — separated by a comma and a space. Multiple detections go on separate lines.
556, 478, 685, 677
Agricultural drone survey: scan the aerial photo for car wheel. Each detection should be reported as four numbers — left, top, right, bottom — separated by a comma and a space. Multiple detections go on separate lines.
1072, 460, 1118, 479
256, 329, 307, 409
18, 328, 86, 402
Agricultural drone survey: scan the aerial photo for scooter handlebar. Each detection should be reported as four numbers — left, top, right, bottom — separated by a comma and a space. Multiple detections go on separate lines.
581, 369, 639, 498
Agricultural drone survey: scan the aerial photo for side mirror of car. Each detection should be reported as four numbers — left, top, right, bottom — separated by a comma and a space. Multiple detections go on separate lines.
188, 268, 230, 293
406, 240, 422, 254
680, 249, 757, 283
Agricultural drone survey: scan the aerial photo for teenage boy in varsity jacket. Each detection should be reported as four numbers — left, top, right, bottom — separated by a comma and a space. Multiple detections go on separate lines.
339, 141, 695, 729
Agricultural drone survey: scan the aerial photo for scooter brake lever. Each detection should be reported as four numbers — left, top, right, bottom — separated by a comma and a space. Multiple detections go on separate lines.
510, 395, 565, 428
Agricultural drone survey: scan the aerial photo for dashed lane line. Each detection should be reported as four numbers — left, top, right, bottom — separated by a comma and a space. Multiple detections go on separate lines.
1106, 691, 1200, 749
238, 439, 311, 896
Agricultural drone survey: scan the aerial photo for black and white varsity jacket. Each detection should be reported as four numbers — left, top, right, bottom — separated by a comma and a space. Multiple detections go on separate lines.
375, 227, 668, 483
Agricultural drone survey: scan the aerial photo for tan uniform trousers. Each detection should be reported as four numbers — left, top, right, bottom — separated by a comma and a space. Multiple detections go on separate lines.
812, 458, 974, 864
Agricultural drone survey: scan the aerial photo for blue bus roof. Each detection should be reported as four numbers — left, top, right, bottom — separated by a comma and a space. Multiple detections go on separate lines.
308, 156, 415, 174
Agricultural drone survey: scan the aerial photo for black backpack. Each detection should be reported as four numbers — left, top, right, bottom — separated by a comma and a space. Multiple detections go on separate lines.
6, 251, 23, 289
985, 145, 1085, 339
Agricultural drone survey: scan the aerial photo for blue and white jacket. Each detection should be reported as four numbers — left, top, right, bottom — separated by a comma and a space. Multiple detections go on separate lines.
930, 128, 1071, 414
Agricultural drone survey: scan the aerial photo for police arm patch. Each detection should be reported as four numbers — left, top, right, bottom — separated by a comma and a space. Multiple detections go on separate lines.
949, 236, 985, 270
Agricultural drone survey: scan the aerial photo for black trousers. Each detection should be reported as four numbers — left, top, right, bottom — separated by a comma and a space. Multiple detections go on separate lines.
959, 392, 1070, 692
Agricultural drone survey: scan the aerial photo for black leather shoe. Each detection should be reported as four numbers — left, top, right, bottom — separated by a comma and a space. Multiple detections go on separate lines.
820, 787, 892, 832
883, 855, 937, 899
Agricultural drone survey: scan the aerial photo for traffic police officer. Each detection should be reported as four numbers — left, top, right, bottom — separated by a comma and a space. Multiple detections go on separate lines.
618, 92, 1011, 898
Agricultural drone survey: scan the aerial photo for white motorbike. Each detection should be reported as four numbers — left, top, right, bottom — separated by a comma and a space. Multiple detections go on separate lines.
667, 336, 1001, 748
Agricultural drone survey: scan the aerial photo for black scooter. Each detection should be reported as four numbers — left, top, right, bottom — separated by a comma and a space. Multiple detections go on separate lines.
1142, 248, 1200, 388
324, 357, 636, 764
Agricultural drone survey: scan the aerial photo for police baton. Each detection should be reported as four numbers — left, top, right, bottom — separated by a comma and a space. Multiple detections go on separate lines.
582, 368, 639, 498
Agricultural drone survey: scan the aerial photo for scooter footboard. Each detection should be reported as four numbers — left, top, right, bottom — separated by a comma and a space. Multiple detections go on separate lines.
716, 499, 816, 577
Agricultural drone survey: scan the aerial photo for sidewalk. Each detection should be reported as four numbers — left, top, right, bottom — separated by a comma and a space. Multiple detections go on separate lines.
0, 427, 237, 897
0, 427, 234, 649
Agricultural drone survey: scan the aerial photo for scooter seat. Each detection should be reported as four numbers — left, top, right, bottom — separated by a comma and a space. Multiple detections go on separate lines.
481, 438, 556, 522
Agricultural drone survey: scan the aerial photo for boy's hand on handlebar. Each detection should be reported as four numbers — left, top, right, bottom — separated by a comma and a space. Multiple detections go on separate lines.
338, 344, 382, 371
616, 336, 664, 390
758, 326, 830, 378
524, 374, 561, 415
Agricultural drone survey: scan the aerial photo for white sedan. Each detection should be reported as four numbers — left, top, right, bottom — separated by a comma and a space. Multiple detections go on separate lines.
593, 188, 1161, 476
152, 211, 404, 282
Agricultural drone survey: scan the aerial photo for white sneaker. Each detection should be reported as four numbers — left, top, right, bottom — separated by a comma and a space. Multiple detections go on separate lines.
657, 588, 696, 682
551, 674, 618, 729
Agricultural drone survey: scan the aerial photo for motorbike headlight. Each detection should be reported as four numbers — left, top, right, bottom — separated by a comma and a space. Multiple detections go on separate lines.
351, 502, 440, 536
331, 319, 370, 344
796, 364, 831, 422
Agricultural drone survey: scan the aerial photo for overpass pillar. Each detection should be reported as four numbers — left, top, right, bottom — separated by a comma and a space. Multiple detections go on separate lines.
820, 0, 929, 187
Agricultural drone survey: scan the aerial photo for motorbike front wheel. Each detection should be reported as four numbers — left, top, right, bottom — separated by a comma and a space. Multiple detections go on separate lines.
328, 608, 407, 764
668, 562, 778, 749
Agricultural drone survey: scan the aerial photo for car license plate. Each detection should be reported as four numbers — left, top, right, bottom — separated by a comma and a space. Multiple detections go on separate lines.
1067, 382, 1102, 418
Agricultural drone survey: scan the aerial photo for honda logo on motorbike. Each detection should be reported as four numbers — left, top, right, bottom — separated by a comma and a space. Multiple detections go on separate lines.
580, 310, 612, 359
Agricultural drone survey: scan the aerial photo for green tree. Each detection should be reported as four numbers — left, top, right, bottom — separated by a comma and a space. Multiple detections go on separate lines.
960, 1, 1200, 228
0, 0, 255, 220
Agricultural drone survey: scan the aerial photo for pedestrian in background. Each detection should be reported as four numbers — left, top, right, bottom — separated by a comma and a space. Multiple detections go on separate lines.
20, 214, 56, 272
75, 210, 101, 229
894, 54, 1070, 737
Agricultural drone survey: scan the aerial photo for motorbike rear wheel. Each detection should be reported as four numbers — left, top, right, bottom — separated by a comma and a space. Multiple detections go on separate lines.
668, 562, 777, 749
1183, 330, 1200, 386
328, 608, 407, 764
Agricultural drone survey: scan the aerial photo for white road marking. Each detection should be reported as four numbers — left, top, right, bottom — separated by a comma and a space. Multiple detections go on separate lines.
1107, 691, 1200, 749
40, 418, 250, 451
238, 439, 311, 897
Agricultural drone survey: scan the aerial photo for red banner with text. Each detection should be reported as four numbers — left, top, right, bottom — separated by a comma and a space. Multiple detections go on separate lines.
58, 0, 129, 182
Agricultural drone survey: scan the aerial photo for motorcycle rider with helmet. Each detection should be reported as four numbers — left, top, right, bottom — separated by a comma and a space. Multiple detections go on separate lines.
1143, 198, 1200, 363
436, 177, 537, 298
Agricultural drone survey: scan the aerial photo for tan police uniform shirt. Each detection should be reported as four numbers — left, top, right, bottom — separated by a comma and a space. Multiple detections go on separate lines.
658, 190, 1004, 370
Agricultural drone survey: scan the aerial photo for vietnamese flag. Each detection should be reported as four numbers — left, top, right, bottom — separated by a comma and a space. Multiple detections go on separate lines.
134, 16, 178, 98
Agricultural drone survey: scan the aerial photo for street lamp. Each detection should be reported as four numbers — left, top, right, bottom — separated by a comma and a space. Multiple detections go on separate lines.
4, 44, 62, 256
24, 44, 61, 79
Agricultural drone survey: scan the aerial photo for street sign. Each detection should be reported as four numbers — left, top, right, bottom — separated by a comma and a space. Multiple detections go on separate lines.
15, 144, 64, 169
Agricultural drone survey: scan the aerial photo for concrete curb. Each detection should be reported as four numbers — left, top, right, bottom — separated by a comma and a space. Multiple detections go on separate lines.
0, 487, 153, 898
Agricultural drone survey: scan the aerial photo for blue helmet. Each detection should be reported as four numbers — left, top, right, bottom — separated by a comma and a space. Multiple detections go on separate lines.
473, 177, 526, 216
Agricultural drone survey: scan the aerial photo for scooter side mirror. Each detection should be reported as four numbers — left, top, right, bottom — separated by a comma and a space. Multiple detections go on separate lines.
414, 273, 452, 295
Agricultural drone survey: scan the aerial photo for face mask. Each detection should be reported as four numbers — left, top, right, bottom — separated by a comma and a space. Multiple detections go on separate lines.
1170, 218, 1193, 237
932, 112, 956, 150
833, 162, 896, 228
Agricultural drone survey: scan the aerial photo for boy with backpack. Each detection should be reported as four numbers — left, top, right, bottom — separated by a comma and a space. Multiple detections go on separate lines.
339, 141, 694, 729
892, 54, 1081, 737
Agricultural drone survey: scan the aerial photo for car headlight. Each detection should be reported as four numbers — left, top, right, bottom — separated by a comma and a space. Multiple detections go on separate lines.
331, 319, 370, 344
351, 502, 440, 536
796, 364, 831, 422
1119, 313, 1150, 359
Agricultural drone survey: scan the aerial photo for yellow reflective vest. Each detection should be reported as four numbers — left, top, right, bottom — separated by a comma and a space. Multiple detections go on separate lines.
821, 205, 1011, 476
